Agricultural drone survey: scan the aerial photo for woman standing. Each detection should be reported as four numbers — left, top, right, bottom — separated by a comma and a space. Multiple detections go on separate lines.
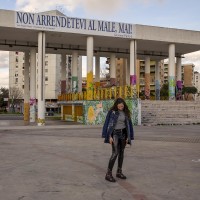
102, 98, 134, 182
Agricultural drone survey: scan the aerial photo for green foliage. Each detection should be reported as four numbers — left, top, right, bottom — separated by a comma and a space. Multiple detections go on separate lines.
182, 86, 197, 94
0, 87, 9, 110
160, 83, 169, 99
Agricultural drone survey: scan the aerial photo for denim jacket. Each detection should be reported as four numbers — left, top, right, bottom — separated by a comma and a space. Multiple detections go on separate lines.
102, 110, 134, 145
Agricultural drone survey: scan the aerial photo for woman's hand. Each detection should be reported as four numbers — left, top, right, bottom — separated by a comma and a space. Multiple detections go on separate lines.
109, 137, 113, 144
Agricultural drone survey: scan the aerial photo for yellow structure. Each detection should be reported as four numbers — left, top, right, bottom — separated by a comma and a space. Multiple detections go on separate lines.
58, 85, 138, 101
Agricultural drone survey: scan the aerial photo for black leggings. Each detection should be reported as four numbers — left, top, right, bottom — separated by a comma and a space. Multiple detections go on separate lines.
108, 129, 127, 171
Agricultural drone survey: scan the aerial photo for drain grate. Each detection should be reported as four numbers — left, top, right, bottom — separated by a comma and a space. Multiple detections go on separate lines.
135, 136, 200, 143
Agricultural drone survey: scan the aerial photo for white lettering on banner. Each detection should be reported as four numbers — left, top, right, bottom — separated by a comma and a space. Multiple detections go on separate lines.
15, 11, 133, 38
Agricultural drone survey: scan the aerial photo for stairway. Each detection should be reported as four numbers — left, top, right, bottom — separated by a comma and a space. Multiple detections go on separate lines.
141, 100, 200, 125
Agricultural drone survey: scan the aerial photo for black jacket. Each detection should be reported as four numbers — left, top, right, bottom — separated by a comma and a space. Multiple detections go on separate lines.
102, 110, 134, 145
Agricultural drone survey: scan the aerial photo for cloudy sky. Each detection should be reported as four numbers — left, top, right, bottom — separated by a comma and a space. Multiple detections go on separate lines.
0, 0, 200, 88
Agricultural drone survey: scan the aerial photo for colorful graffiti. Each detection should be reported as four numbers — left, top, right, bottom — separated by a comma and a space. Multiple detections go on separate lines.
176, 80, 183, 100
83, 100, 111, 125
37, 118, 45, 125
30, 98, 36, 122
130, 75, 136, 85
169, 76, 175, 100
145, 73, 150, 99
83, 99, 139, 125
72, 76, 78, 93
86, 71, 94, 100
155, 80, 160, 100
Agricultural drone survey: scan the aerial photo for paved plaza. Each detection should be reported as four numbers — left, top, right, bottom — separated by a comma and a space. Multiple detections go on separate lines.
0, 117, 200, 200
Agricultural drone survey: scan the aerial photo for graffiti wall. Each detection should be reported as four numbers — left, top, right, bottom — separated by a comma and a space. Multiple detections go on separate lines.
83, 99, 139, 125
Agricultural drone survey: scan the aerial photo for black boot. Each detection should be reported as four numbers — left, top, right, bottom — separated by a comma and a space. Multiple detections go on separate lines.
105, 169, 116, 182
116, 168, 127, 179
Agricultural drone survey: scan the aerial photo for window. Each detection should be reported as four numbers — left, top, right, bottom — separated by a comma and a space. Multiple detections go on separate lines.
15, 78, 18, 84
45, 77, 48, 81
45, 69, 48, 73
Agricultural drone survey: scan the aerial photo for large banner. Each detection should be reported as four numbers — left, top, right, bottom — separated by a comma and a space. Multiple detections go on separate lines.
15, 11, 134, 38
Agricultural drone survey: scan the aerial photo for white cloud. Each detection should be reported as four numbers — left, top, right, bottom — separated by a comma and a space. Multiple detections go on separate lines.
16, 0, 80, 13
182, 51, 200, 72
16, 0, 165, 16
80, 0, 124, 17
0, 51, 9, 88
0, 51, 9, 69
16, 0, 81, 12
0, 69, 9, 88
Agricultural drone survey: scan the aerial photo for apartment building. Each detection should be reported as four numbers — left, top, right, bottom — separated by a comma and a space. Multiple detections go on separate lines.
9, 52, 71, 112
114, 59, 195, 97
194, 71, 200, 94
9, 51, 63, 99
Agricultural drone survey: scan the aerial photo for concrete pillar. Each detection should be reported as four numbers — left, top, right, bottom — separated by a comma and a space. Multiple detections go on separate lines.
95, 56, 100, 87
130, 40, 137, 86
30, 48, 36, 123
168, 44, 176, 100
66, 56, 72, 93
176, 57, 182, 100
37, 32, 46, 126
61, 54, 66, 94
78, 56, 82, 93
86, 36, 94, 100
72, 51, 78, 93
126, 58, 130, 86
145, 56, 150, 99
155, 61, 160, 100
110, 53, 116, 86
24, 51, 30, 122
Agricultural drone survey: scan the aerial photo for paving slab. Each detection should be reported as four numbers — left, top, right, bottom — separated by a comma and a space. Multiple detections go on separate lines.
0, 117, 199, 200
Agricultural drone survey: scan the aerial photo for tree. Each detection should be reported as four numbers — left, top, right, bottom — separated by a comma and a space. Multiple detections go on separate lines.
9, 87, 23, 112
182, 86, 197, 100
0, 87, 9, 111
160, 83, 169, 100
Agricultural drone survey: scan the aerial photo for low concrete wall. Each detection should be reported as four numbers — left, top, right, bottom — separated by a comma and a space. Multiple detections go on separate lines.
141, 100, 200, 125
59, 98, 141, 125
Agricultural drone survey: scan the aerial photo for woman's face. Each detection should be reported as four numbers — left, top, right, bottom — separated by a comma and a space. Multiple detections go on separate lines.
117, 103, 124, 111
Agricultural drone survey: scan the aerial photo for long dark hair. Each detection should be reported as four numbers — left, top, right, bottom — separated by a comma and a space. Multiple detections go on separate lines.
110, 98, 131, 119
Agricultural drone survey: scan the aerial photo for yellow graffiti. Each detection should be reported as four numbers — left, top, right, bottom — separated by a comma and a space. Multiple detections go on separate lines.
87, 71, 94, 100
24, 103, 30, 121
58, 85, 140, 101
95, 82, 100, 88
87, 106, 95, 123
37, 118, 45, 125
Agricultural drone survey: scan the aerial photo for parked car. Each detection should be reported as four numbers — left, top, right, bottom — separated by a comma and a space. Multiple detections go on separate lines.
46, 110, 54, 116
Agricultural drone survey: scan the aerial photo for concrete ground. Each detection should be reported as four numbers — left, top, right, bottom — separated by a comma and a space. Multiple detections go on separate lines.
0, 116, 200, 200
